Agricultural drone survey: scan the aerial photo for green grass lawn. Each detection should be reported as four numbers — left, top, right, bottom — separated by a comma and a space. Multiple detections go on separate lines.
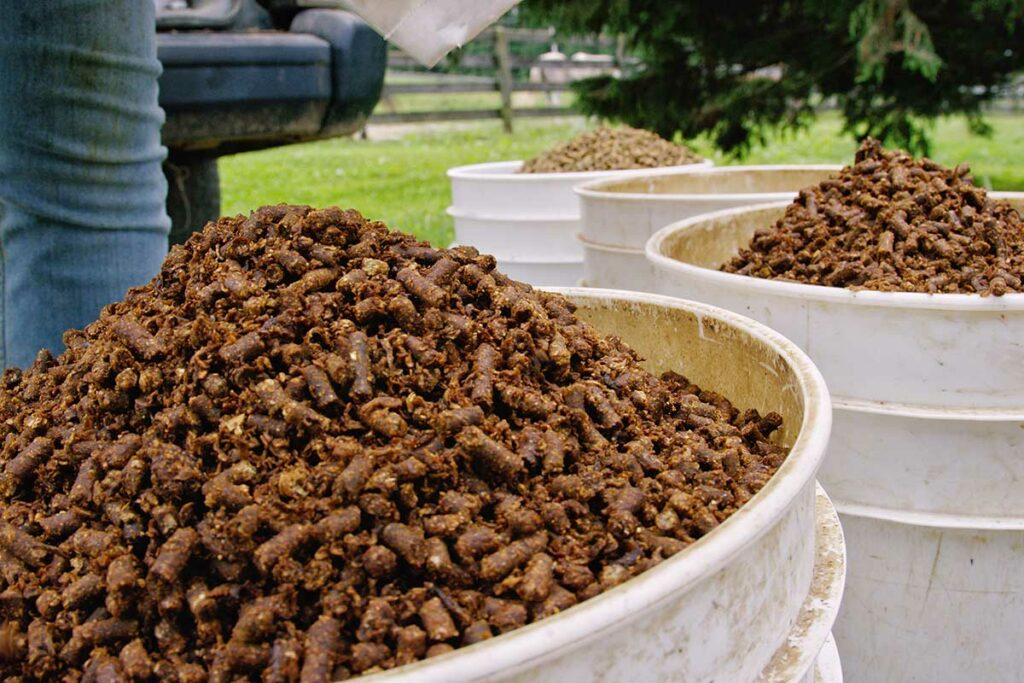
377, 69, 577, 115
219, 112, 1024, 248
697, 113, 1024, 191
220, 118, 590, 246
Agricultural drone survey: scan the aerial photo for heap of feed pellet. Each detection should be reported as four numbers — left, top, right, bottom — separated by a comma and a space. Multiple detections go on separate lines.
519, 126, 704, 173
722, 138, 1024, 295
0, 206, 786, 681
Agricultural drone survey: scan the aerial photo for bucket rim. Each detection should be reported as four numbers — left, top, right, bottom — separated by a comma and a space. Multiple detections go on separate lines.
446, 205, 579, 222
836, 501, 1024, 531
833, 396, 1024, 421
447, 158, 713, 182
576, 233, 645, 254
757, 486, 846, 682
574, 164, 844, 202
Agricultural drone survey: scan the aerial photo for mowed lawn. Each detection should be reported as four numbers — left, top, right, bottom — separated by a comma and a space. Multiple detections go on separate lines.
220, 119, 587, 247
220, 112, 1024, 248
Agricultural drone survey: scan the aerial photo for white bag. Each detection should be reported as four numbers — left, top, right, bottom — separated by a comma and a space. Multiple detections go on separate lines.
342, 0, 523, 66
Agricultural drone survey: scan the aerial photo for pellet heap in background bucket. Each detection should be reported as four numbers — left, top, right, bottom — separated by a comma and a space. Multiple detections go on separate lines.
447, 127, 710, 287
519, 127, 704, 174
0, 206, 788, 681
723, 138, 1024, 295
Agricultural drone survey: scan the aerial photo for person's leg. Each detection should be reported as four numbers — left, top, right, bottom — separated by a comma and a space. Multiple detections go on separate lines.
0, 0, 170, 369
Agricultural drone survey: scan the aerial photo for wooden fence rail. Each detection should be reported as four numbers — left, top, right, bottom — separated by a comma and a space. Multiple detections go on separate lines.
371, 26, 626, 131
373, 25, 1024, 132
384, 81, 569, 95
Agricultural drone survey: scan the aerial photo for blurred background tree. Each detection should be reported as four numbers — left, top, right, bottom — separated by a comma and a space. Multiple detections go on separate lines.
521, 0, 1024, 155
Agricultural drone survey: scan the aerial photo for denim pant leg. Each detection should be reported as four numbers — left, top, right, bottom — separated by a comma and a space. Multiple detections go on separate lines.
0, 0, 170, 369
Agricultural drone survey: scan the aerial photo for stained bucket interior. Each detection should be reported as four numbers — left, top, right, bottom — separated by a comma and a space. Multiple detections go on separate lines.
658, 203, 787, 270
357, 289, 828, 682
568, 292, 807, 449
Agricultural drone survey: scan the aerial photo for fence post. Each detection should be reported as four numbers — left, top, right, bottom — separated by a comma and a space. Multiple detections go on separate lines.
493, 26, 514, 134
614, 33, 627, 73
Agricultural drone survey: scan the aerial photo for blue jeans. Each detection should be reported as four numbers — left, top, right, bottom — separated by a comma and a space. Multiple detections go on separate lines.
0, 0, 170, 369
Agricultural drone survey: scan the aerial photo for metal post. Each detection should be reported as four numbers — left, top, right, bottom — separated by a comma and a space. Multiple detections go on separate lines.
614, 33, 627, 74
493, 26, 514, 134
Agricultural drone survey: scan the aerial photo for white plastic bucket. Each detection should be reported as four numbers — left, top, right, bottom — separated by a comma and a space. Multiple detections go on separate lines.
447, 159, 711, 288
645, 194, 1024, 682
577, 165, 841, 250
759, 489, 847, 683
812, 634, 843, 683
575, 165, 839, 293
448, 241, 583, 288
837, 516, 1024, 683
579, 237, 654, 291
448, 159, 714, 217
448, 208, 582, 262
495, 258, 582, 287
359, 288, 840, 683
645, 193, 1024, 410
824, 402, 1024, 521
